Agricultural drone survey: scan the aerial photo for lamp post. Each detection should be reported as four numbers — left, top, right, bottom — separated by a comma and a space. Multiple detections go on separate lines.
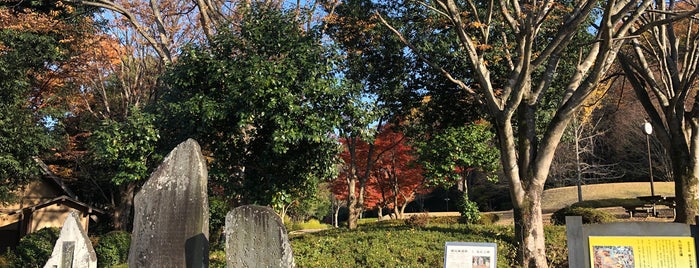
643, 120, 655, 197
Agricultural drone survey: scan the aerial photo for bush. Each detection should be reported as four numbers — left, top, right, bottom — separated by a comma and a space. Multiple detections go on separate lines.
477, 213, 500, 225
429, 216, 460, 225
457, 194, 481, 224
14, 227, 59, 267
290, 222, 524, 267
551, 206, 616, 225
290, 218, 331, 231
209, 196, 230, 250
283, 216, 294, 231
405, 212, 430, 228
0, 248, 16, 267
545, 225, 568, 267
209, 250, 226, 268
95, 230, 131, 267
359, 218, 404, 228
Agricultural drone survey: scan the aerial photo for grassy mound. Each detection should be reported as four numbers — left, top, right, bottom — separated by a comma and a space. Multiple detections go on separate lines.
290, 220, 568, 267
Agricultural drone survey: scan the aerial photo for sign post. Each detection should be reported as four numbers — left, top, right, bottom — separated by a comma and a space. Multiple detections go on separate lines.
443, 242, 497, 268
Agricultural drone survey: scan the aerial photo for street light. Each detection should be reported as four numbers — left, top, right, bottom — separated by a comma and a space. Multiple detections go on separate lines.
643, 120, 655, 197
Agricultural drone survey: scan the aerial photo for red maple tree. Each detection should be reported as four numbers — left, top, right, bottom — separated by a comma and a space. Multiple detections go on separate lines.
332, 123, 429, 220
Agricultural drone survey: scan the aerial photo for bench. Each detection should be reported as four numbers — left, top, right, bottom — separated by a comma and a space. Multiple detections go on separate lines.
623, 205, 655, 218
657, 202, 676, 218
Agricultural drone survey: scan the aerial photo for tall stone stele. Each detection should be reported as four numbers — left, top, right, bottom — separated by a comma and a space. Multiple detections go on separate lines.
128, 139, 209, 267
225, 205, 295, 268
44, 211, 97, 268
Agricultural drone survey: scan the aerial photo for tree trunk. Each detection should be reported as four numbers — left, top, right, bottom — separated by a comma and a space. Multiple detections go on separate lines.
498, 110, 566, 268
461, 174, 469, 198
393, 183, 402, 219
672, 119, 699, 223
399, 202, 408, 218
514, 185, 548, 268
113, 181, 137, 231
393, 206, 401, 220
333, 204, 340, 228
347, 177, 365, 229
674, 165, 699, 223
457, 170, 471, 197
574, 116, 583, 202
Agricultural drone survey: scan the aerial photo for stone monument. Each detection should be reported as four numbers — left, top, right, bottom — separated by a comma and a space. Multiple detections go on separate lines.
225, 205, 295, 268
44, 211, 97, 268
128, 139, 209, 267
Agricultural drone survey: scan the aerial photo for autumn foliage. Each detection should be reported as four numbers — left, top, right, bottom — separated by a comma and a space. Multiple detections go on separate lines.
333, 124, 429, 219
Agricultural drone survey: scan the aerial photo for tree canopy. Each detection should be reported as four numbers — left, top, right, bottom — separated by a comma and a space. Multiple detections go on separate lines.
156, 4, 346, 206
0, 2, 95, 203
376, 0, 668, 266
415, 122, 499, 191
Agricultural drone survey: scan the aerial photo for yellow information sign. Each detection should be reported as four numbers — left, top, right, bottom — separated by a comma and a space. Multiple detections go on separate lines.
589, 236, 696, 268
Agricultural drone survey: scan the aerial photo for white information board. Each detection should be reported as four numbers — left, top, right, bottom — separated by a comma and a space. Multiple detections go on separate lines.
444, 242, 497, 268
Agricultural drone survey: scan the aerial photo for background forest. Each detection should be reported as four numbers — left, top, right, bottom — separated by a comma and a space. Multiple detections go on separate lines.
2, 0, 699, 267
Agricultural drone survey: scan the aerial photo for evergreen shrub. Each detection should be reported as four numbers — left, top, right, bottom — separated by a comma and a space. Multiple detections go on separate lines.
95, 230, 131, 267
477, 213, 500, 225
551, 206, 615, 225
14, 227, 59, 267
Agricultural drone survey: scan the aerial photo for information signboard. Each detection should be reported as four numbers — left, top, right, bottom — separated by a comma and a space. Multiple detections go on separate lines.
443, 242, 497, 268
589, 236, 697, 268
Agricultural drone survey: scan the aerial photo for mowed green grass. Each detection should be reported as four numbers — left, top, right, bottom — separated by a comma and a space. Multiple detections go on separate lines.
290, 223, 569, 267
290, 182, 676, 267
541, 182, 674, 213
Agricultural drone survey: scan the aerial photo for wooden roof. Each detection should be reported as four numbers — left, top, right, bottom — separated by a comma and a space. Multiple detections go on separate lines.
3, 195, 104, 216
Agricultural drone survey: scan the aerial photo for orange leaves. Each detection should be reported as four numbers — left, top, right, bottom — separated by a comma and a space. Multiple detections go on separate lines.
0, 6, 133, 115
326, 10, 381, 48
476, 43, 491, 51
468, 37, 491, 53
0, 8, 63, 33
469, 21, 487, 29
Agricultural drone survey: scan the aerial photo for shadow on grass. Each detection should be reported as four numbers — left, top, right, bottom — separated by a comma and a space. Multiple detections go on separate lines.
571, 198, 645, 209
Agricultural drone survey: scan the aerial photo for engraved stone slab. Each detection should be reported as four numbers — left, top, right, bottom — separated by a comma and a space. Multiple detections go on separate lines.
44, 211, 97, 268
128, 139, 209, 267
225, 205, 295, 268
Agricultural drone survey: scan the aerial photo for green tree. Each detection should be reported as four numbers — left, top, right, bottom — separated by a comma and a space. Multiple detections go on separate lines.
378, 0, 669, 266
324, 0, 413, 229
0, 4, 77, 203
87, 108, 159, 230
415, 122, 499, 196
156, 4, 345, 207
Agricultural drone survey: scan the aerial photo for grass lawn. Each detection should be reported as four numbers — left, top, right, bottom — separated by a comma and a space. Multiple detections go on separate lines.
289, 220, 568, 267
541, 182, 674, 213
15, 183, 668, 267
289, 182, 677, 267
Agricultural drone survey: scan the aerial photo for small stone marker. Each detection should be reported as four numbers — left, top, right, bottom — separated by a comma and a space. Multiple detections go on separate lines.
128, 139, 209, 267
225, 205, 295, 268
44, 211, 97, 268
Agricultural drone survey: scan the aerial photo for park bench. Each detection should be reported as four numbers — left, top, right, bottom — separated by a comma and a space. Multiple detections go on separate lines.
658, 199, 676, 218
623, 205, 655, 218
629, 195, 677, 218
